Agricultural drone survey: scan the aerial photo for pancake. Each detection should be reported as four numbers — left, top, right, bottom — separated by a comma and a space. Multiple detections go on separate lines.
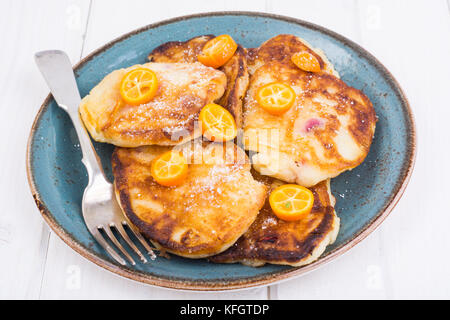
79, 62, 227, 147
112, 141, 267, 258
210, 175, 340, 267
149, 35, 249, 128
246, 34, 339, 77
243, 35, 376, 186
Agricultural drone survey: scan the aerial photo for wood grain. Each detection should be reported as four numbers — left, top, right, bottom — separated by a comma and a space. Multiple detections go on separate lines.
0, 0, 90, 299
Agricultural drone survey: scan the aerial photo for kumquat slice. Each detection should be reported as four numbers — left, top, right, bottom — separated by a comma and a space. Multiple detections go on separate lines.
151, 151, 188, 187
269, 184, 315, 222
291, 51, 321, 73
199, 103, 238, 142
120, 68, 158, 105
256, 82, 296, 115
197, 34, 238, 68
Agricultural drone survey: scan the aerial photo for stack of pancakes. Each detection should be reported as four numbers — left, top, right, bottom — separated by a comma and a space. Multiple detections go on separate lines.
79, 34, 376, 267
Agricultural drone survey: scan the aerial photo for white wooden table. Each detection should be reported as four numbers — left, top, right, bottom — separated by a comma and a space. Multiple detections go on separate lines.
1, 0, 449, 299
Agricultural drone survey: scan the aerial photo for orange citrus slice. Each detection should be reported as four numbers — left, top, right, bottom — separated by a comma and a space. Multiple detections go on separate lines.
120, 68, 158, 105
199, 103, 237, 142
291, 52, 321, 73
197, 35, 238, 68
269, 184, 314, 221
151, 151, 188, 187
256, 82, 296, 115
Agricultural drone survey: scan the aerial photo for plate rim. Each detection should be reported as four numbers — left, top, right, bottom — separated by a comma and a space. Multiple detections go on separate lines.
26, 11, 417, 291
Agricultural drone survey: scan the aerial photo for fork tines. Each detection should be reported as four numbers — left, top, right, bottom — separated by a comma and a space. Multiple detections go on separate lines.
94, 221, 157, 265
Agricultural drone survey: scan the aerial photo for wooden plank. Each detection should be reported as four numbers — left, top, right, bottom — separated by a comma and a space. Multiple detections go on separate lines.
81, 0, 269, 54
0, 0, 90, 299
40, 0, 269, 299
277, 0, 450, 299
354, 0, 450, 299
264, 0, 360, 42
274, 236, 391, 299
40, 236, 267, 299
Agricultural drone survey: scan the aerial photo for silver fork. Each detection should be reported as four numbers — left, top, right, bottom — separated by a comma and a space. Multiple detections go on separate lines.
35, 50, 156, 265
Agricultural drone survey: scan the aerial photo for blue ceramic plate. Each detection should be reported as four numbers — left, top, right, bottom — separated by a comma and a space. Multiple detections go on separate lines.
27, 12, 416, 290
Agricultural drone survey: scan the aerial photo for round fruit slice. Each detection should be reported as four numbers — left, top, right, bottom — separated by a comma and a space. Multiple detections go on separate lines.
291, 51, 321, 73
197, 35, 238, 68
199, 103, 237, 142
120, 68, 158, 105
151, 150, 188, 187
269, 184, 315, 221
256, 82, 296, 115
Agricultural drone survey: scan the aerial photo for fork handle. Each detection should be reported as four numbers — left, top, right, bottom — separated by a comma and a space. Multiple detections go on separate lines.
35, 50, 106, 182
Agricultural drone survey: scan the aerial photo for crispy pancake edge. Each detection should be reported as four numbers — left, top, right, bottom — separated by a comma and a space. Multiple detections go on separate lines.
209, 179, 340, 267
217, 45, 249, 128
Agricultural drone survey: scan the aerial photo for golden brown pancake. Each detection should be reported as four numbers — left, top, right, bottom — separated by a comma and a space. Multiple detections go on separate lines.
210, 175, 340, 267
149, 35, 249, 128
246, 34, 339, 76
243, 35, 376, 186
112, 141, 267, 258
79, 62, 227, 147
